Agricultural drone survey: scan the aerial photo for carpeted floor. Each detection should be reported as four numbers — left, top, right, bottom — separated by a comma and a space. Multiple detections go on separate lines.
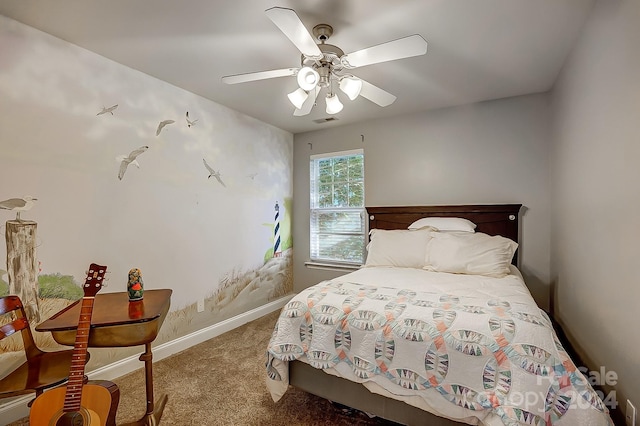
9, 310, 401, 425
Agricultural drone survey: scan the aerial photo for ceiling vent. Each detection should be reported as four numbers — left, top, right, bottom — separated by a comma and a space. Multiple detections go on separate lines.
313, 117, 339, 124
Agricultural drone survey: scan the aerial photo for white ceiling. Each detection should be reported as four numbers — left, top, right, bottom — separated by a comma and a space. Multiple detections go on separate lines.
0, 0, 595, 134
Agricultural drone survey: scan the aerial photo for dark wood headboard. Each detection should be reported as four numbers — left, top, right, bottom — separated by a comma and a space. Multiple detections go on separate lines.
366, 204, 522, 265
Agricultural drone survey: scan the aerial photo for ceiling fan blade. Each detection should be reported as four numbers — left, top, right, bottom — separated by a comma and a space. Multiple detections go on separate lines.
341, 35, 428, 69
294, 87, 320, 116
359, 80, 397, 107
222, 68, 297, 84
265, 7, 322, 59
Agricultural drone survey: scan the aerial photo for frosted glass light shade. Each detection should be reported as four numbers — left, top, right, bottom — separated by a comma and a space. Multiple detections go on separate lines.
339, 76, 363, 100
325, 93, 343, 114
287, 88, 308, 109
297, 66, 319, 91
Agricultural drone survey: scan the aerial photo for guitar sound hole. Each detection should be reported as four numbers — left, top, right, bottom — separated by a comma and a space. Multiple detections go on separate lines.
56, 412, 84, 426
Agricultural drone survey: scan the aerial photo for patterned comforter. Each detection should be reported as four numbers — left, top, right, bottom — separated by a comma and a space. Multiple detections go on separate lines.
266, 267, 613, 426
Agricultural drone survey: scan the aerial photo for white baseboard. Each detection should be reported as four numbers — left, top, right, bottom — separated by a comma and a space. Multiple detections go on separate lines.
0, 296, 290, 425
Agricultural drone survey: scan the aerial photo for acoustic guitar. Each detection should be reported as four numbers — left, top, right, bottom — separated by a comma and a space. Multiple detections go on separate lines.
30, 263, 119, 426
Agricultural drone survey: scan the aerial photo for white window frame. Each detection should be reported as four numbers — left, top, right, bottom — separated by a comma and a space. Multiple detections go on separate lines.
309, 149, 365, 267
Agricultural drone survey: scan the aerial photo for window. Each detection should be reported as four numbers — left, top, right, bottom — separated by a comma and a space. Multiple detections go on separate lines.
310, 149, 365, 265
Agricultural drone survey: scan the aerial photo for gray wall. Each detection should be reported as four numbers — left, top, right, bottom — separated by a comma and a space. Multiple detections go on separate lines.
550, 0, 639, 413
293, 93, 552, 309
0, 14, 293, 380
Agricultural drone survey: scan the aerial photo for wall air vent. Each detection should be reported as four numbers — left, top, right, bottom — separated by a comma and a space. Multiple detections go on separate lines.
313, 117, 339, 124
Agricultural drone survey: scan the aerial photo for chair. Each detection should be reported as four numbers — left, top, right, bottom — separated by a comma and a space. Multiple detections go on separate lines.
0, 295, 85, 403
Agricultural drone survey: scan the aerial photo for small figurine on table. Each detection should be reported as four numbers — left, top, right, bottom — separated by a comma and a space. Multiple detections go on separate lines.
127, 268, 144, 301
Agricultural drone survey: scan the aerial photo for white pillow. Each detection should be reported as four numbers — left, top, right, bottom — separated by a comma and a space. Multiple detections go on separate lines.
424, 232, 518, 278
408, 217, 476, 232
364, 228, 435, 268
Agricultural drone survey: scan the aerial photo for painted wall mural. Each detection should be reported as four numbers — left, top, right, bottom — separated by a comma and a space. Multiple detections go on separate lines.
0, 15, 293, 376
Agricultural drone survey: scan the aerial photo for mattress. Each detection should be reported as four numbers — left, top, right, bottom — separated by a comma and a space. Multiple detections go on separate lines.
266, 266, 613, 426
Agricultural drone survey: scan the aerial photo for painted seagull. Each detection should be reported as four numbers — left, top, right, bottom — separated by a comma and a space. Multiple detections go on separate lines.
202, 158, 226, 187
0, 196, 37, 221
156, 120, 175, 136
117, 146, 149, 180
97, 104, 118, 115
186, 111, 198, 128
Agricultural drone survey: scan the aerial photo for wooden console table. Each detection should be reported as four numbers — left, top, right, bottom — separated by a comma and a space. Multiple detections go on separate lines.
36, 289, 172, 426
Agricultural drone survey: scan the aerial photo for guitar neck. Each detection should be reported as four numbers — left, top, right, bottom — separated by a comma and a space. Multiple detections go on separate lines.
62, 295, 96, 412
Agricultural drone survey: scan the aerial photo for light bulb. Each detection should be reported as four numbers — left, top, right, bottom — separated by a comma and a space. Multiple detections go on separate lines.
339, 76, 363, 100
325, 93, 343, 114
297, 67, 319, 91
287, 88, 308, 109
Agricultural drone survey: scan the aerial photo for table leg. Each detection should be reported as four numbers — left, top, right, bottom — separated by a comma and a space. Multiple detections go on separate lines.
120, 343, 168, 426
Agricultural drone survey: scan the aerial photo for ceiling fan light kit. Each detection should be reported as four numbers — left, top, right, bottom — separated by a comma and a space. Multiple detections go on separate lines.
222, 7, 428, 117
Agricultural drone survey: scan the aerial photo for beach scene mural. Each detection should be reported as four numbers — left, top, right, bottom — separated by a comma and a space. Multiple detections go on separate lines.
0, 15, 293, 376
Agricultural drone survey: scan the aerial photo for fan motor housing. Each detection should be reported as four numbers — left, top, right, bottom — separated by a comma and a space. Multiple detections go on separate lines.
318, 43, 344, 58
301, 40, 345, 82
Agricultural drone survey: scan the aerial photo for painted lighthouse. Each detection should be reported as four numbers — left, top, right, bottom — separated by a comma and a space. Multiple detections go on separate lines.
273, 201, 281, 258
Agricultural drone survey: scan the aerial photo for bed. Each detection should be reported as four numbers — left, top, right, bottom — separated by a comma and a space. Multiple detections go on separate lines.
266, 204, 613, 426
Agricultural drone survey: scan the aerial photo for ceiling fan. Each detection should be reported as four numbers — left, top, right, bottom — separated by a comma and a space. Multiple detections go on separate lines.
221, 7, 428, 116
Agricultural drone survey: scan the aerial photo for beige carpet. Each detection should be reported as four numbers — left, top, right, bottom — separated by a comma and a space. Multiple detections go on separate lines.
9, 310, 399, 425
